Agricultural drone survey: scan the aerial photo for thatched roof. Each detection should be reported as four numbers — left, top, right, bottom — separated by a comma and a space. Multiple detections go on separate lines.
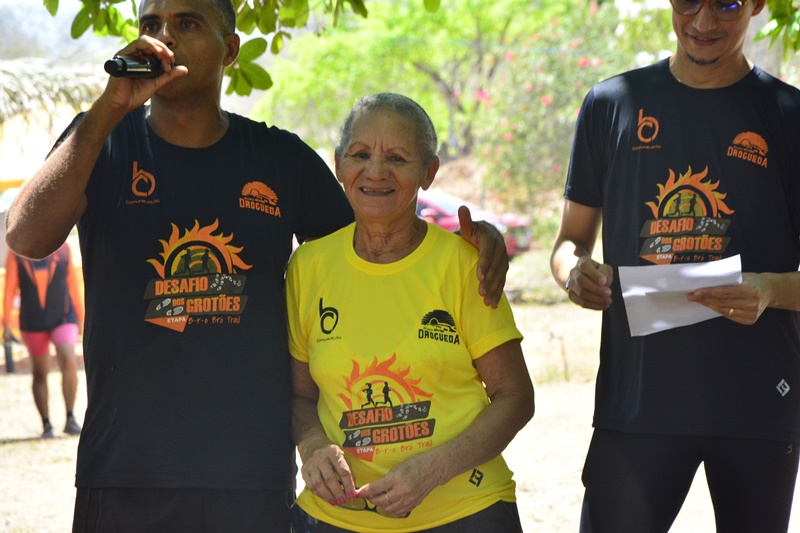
0, 58, 105, 126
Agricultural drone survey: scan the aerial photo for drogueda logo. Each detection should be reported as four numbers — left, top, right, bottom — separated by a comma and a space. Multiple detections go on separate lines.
420, 310, 457, 333
239, 181, 282, 216
727, 132, 768, 168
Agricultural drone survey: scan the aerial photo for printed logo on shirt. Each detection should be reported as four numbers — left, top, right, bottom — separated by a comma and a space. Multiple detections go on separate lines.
632, 108, 662, 152
336, 353, 436, 462
639, 166, 734, 265
142, 219, 251, 332
418, 310, 460, 345
239, 181, 282, 217
126, 161, 160, 205
319, 298, 339, 335
469, 469, 485, 487
727, 132, 768, 168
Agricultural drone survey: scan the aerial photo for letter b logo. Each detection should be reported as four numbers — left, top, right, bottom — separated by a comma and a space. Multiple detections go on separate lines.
637, 109, 659, 143
319, 298, 339, 334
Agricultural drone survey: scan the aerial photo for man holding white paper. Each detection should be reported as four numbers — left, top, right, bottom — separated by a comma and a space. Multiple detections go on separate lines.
618, 254, 743, 336
550, 0, 800, 531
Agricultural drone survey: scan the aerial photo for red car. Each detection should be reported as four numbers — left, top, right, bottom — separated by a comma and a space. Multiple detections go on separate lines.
416, 189, 532, 259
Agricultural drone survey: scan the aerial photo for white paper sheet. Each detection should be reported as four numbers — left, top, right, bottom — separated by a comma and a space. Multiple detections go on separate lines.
618, 255, 742, 337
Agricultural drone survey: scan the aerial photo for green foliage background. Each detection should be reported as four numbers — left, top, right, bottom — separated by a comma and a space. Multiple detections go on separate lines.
36, 0, 800, 247
476, 2, 673, 210
250, 0, 674, 244
251, 0, 540, 157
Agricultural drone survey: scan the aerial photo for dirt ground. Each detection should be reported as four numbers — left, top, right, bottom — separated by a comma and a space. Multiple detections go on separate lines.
1, 303, 800, 532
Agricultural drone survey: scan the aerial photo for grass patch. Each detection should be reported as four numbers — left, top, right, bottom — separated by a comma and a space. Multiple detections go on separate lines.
507, 246, 568, 305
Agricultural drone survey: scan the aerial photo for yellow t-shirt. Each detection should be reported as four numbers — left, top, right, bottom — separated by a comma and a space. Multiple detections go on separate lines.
286, 222, 524, 532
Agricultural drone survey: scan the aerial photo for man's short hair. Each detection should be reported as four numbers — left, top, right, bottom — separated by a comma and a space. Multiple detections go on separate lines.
211, 0, 236, 34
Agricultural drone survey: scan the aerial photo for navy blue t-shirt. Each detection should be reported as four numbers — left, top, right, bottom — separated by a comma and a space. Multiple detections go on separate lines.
566, 59, 800, 442
68, 108, 353, 489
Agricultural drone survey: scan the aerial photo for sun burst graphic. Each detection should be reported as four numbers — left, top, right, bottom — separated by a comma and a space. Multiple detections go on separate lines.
646, 166, 734, 219
337, 353, 433, 410
147, 219, 253, 279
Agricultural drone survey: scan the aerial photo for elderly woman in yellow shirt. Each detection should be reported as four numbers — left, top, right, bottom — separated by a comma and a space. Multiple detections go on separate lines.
287, 93, 535, 533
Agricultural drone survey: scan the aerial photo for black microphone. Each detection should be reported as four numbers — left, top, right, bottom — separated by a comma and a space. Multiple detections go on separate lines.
104, 55, 163, 78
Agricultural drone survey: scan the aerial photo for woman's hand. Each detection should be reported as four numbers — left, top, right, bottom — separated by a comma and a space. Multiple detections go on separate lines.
292, 359, 357, 506
356, 340, 534, 517
299, 441, 357, 506
355, 453, 441, 517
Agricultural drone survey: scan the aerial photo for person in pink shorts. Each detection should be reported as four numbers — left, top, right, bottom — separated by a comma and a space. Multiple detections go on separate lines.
3, 242, 84, 439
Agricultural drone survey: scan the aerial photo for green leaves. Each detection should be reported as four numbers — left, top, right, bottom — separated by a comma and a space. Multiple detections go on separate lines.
237, 37, 268, 61
279, 0, 311, 28
423, 0, 440, 12
239, 62, 273, 90
224, 64, 273, 96
66, 1, 138, 40
225, 38, 274, 95
757, 0, 800, 59
50, 0, 443, 95
271, 31, 289, 54
346, 0, 369, 18
71, 7, 93, 38
43, 0, 59, 17
331, 0, 369, 25
257, 6, 279, 35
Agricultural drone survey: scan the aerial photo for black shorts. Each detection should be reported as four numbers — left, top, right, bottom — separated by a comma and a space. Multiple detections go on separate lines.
290, 499, 522, 533
72, 487, 293, 533
580, 429, 800, 533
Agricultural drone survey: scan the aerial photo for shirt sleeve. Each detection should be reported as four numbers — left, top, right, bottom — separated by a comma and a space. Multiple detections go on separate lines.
285, 249, 309, 362
458, 255, 523, 360
290, 136, 354, 243
564, 87, 607, 208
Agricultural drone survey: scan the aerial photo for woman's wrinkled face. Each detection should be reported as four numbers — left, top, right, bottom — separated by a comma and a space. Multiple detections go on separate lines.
336, 109, 437, 227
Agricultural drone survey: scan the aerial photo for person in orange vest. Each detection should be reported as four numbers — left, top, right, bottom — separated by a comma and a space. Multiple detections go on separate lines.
3, 242, 83, 439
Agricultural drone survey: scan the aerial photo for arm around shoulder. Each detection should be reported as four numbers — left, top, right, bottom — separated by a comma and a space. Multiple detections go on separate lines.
456, 205, 509, 308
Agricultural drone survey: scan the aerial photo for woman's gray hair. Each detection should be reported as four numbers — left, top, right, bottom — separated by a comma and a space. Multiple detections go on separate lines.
335, 93, 439, 164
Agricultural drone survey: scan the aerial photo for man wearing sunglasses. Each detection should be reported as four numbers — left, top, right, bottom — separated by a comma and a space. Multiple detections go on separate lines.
552, 0, 800, 531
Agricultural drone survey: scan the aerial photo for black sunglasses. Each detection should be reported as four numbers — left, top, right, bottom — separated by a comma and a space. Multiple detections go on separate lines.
669, 0, 749, 21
